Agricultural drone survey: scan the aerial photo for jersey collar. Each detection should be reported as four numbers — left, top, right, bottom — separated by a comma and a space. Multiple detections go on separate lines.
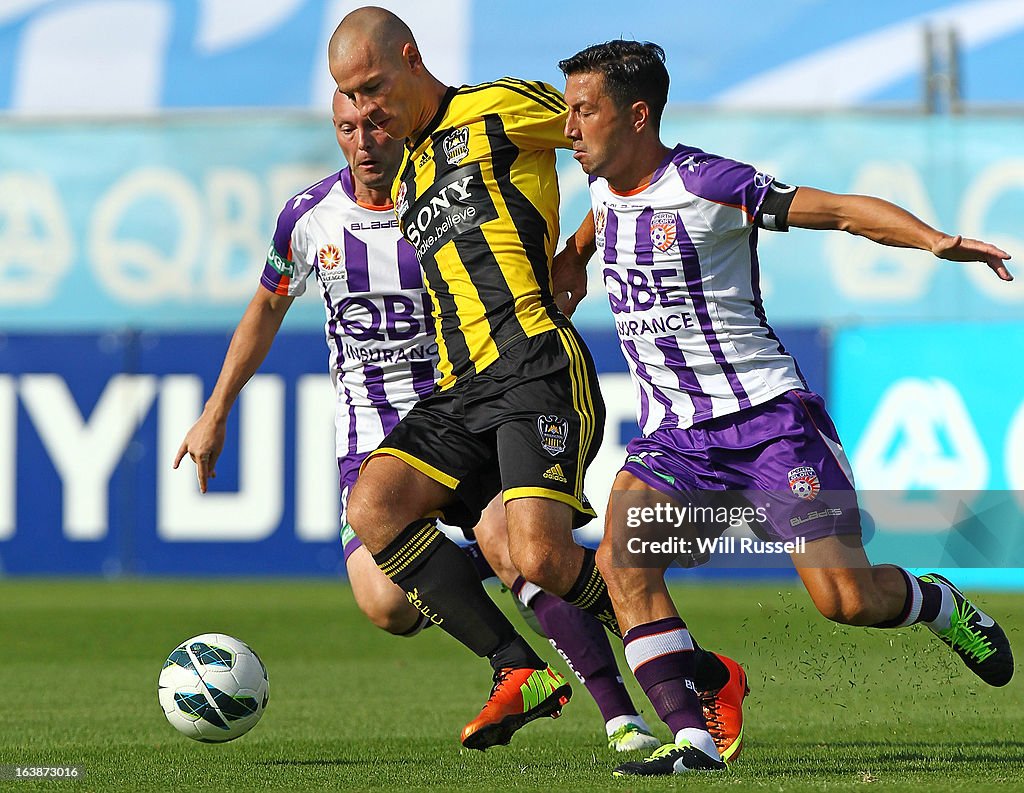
409, 85, 458, 152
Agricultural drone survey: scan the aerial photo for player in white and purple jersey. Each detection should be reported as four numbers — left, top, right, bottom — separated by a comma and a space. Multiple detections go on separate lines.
556, 40, 1014, 776
174, 90, 659, 753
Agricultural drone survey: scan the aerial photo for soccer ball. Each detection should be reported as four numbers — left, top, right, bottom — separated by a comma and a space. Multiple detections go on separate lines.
158, 633, 269, 743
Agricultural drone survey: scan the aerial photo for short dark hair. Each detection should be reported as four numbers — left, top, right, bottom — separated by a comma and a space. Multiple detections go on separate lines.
558, 40, 669, 126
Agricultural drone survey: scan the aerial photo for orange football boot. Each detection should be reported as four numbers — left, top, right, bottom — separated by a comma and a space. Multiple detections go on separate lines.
460, 666, 572, 750
698, 653, 749, 762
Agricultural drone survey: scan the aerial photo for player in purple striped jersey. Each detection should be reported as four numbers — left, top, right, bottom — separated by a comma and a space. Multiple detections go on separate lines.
173, 90, 658, 753
557, 40, 1014, 776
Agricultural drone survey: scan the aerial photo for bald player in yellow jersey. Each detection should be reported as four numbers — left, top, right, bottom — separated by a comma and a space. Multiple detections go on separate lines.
327, 6, 740, 753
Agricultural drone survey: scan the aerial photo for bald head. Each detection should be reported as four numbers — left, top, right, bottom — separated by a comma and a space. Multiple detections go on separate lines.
329, 6, 415, 73
327, 6, 446, 141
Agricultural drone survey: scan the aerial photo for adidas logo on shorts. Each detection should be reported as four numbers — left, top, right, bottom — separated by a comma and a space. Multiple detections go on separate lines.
543, 464, 568, 483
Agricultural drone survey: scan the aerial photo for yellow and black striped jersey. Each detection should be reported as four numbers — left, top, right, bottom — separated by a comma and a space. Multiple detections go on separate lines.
393, 78, 571, 390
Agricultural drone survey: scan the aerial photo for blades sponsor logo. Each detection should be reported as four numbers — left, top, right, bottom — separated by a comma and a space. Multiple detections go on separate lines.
348, 218, 400, 231
442, 126, 470, 165
650, 211, 677, 252
537, 415, 569, 456
790, 507, 843, 526
788, 466, 821, 501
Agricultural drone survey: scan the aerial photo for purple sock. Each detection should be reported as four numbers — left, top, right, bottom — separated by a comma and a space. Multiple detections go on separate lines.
624, 617, 706, 734
513, 578, 637, 721
462, 542, 496, 581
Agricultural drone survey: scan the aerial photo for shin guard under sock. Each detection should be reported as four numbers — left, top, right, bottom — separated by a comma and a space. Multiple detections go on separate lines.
373, 520, 543, 671
624, 617, 708, 734
514, 578, 636, 721
563, 547, 622, 638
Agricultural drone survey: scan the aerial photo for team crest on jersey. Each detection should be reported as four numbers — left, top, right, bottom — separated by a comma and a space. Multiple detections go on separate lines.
442, 127, 468, 165
650, 211, 677, 252
788, 466, 820, 501
537, 415, 569, 456
594, 206, 607, 246
443, 127, 470, 166
318, 243, 341, 270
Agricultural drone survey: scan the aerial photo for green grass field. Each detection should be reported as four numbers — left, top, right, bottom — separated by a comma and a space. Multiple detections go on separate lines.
1, 579, 1022, 792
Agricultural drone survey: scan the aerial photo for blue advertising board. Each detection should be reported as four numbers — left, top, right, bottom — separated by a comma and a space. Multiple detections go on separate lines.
0, 326, 827, 576
2, 330, 347, 576
833, 322, 1024, 491
832, 322, 1024, 588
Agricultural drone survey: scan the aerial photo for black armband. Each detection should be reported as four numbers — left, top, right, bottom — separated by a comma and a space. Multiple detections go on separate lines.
756, 182, 798, 231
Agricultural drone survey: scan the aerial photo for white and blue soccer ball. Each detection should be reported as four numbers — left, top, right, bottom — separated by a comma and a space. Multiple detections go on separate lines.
158, 633, 269, 743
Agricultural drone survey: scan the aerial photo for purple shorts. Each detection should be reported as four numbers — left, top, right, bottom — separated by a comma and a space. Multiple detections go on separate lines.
339, 454, 369, 562
621, 390, 861, 543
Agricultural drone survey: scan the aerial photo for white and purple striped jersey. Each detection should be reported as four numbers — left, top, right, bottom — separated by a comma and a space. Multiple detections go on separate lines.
590, 144, 805, 434
262, 167, 438, 457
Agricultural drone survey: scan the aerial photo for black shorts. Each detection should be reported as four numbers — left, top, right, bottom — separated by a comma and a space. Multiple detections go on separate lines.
363, 326, 605, 528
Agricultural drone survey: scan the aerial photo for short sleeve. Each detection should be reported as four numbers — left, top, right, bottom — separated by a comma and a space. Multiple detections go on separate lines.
675, 150, 779, 234
492, 79, 570, 151
260, 197, 315, 297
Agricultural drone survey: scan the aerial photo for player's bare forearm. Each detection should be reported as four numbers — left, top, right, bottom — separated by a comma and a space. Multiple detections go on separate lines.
552, 211, 596, 315
789, 188, 943, 248
566, 210, 597, 259
789, 187, 1013, 280
203, 288, 294, 421
173, 287, 292, 488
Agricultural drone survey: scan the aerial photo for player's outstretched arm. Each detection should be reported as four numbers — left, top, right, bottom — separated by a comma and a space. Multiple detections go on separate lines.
787, 186, 1013, 281
173, 287, 294, 492
552, 210, 597, 316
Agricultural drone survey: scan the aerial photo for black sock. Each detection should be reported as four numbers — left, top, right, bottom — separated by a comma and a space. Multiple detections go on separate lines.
393, 613, 430, 638
917, 578, 944, 624
690, 636, 729, 691
373, 520, 544, 671
563, 547, 621, 638
871, 566, 944, 628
